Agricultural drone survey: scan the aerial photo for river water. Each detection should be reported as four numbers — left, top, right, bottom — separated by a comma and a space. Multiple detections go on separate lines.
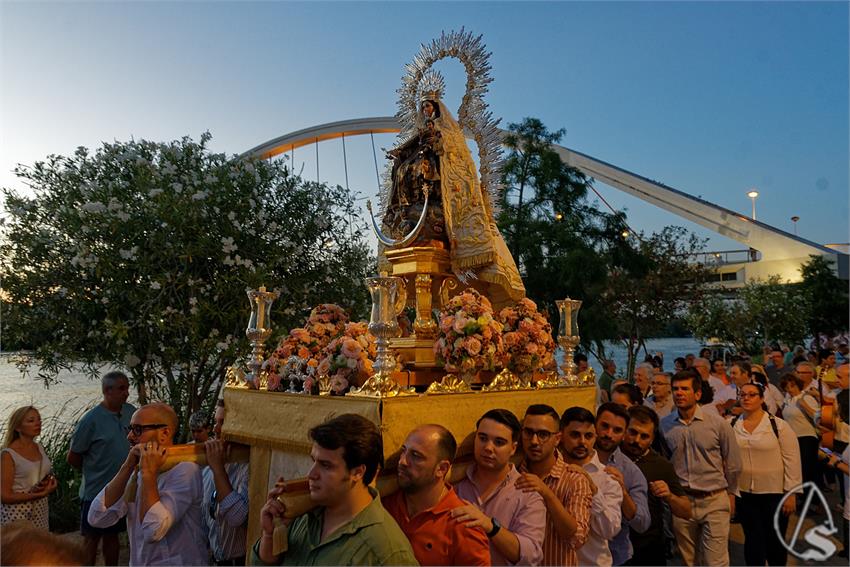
0, 336, 701, 425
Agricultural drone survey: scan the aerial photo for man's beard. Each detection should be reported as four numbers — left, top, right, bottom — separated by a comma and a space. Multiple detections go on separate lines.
595, 436, 618, 453
621, 442, 643, 458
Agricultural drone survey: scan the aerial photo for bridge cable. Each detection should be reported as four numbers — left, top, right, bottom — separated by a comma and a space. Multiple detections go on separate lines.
370, 132, 381, 194
315, 138, 320, 183
342, 133, 353, 239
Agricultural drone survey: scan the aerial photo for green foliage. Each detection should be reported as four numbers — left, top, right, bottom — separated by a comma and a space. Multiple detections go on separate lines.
799, 255, 849, 338
1, 133, 372, 438
602, 226, 711, 376
41, 402, 86, 532
497, 117, 632, 352
687, 275, 810, 353
497, 118, 712, 374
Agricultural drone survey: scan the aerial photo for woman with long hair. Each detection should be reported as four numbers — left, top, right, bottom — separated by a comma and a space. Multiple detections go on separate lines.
1, 406, 56, 530
732, 382, 802, 565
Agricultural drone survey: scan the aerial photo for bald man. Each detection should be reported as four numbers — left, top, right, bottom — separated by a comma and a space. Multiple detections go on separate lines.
88, 403, 207, 565
383, 425, 491, 566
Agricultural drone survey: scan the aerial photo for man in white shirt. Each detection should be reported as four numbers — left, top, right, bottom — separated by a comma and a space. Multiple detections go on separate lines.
560, 406, 623, 567
88, 402, 207, 566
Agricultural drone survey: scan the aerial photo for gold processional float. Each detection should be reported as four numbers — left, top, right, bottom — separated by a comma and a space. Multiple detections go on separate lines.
197, 30, 598, 548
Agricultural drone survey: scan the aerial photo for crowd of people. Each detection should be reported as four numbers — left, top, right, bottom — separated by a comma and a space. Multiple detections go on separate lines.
1, 343, 848, 566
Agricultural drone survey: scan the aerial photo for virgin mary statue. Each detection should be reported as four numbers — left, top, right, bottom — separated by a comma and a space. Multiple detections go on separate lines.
378, 88, 526, 309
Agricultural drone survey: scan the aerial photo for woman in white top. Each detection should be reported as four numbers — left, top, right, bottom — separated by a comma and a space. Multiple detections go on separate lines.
1, 406, 57, 530
733, 382, 802, 566
780, 374, 821, 489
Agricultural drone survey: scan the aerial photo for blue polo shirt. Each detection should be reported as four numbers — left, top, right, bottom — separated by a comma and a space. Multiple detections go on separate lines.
70, 402, 135, 501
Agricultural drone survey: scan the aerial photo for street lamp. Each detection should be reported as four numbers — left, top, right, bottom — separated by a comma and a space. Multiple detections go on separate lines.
791, 215, 800, 235
747, 190, 759, 220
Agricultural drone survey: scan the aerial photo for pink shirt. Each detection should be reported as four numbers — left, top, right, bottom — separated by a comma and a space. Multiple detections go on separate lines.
455, 463, 546, 566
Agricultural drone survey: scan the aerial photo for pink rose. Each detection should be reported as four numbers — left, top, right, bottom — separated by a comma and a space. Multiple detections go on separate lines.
267, 372, 282, 391
453, 315, 469, 334
341, 338, 362, 359
317, 358, 331, 376
465, 337, 482, 355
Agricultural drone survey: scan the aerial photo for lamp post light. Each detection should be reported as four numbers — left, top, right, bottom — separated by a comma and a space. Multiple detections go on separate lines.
747, 190, 759, 220
791, 215, 800, 235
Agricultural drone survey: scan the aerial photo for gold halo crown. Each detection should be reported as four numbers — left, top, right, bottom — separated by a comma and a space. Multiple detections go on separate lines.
419, 69, 445, 103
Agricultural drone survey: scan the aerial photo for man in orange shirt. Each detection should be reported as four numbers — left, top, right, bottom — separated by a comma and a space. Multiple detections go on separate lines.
383, 424, 491, 566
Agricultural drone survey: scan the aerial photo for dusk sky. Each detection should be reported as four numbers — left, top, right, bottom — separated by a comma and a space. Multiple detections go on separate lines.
1, 1, 847, 252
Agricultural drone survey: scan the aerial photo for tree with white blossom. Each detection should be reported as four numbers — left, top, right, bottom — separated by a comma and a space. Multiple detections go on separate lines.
1, 133, 372, 437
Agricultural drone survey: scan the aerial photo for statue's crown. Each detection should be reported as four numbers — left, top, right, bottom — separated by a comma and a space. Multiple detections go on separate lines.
419, 69, 445, 102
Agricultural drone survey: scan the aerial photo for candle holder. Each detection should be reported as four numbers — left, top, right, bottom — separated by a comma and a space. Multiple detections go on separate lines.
556, 298, 582, 386
245, 286, 280, 390
349, 275, 414, 397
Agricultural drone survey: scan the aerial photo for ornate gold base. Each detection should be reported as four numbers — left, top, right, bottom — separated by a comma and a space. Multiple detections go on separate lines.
349, 372, 416, 398
482, 368, 530, 392
425, 373, 471, 394
391, 337, 438, 368
534, 371, 563, 389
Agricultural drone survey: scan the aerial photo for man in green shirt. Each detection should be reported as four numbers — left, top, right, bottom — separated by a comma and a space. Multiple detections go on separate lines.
599, 359, 617, 397
252, 413, 418, 566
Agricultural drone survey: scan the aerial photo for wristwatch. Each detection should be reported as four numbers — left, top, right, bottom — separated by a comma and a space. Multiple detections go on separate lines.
487, 517, 501, 538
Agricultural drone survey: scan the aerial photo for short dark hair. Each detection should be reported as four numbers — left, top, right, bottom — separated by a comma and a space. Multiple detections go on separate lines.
612, 383, 643, 406
477, 409, 522, 442
819, 348, 833, 362
102, 371, 129, 390
560, 406, 595, 429
524, 404, 561, 424
731, 361, 751, 376
780, 374, 804, 391
597, 402, 629, 425
429, 424, 457, 463
627, 405, 660, 437
309, 414, 383, 485
574, 353, 588, 364
672, 369, 702, 392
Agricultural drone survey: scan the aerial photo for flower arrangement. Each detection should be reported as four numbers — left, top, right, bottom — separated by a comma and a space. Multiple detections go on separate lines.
498, 298, 556, 376
434, 288, 503, 376
316, 321, 377, 395
264, 303, 350, 391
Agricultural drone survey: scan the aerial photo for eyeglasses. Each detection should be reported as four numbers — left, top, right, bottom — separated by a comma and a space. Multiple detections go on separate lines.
521, 427, 557, 442
129, 423, 167, 436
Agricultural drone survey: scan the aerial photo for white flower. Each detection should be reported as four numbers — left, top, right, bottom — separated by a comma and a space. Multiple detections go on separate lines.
171, 182, 183, 193
227, 211, 236, 221
150, 281, 161, 290
223, 255, 235, 266
119, 246, 139, 260
216, 341, 228, 350
124, 354, 141, 368
107, 198, 122, 212
116, 211, 130, 221
221, 237, 238, 254
101, 297, 109, 304
148, 188, 163, 198
191, 191, 208, 201
81, 202, 107, 214
188, 297, 198, 306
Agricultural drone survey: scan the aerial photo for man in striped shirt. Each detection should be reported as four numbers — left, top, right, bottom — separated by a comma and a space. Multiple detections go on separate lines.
517, 404, 594, 566
203, 399, 249, 565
